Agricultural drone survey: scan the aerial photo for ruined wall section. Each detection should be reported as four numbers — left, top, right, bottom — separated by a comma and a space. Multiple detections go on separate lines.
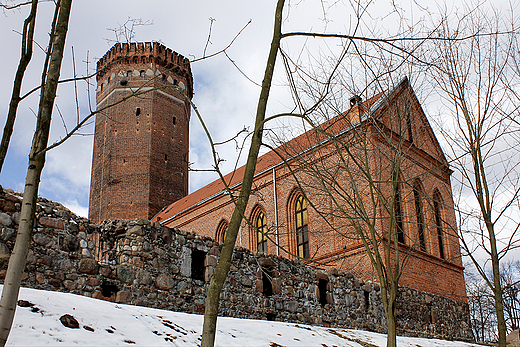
0, 188, 472, 342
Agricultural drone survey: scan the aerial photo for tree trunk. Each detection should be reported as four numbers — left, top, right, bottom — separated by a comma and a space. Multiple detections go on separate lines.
0, 1, 72, 345
200, 0, 285, 346
0, 0, 38, 172
489, 224, 507, 347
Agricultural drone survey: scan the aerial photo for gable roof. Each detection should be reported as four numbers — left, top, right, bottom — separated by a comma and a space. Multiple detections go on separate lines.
153, 77, 448, 224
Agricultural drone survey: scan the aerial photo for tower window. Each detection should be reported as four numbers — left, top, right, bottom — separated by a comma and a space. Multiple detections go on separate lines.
140, 70, 145, 77
164, 154, 168, 162
406, 113, 414, 143
413, 180, 426, 252
172, 117, 177, 125
256, 211, 267, 254
136, 108, 141, 116
295, 195, 309, 259
393, 173, 405, 244
108, 76, 111, 83
126, 70, 132, 77
174, 79, 178, 86
433, 190, 445, 259
162, 74, 166, 81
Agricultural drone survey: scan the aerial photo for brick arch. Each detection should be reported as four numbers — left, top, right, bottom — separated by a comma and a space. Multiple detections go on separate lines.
250, 204, 268, 253
432, 188, 447, 259
412, 178, 427, 252
286, 188, 310, 259
216, 219, 228, 243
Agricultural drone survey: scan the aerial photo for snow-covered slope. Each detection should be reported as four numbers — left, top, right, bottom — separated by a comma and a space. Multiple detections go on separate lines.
5, 285, 479, 346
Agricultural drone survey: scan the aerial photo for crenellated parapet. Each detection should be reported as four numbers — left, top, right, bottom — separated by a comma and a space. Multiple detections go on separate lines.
96, 42, 193, 98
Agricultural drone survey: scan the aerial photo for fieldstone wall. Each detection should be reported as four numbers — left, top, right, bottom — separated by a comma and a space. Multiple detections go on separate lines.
0, 188, 472, 341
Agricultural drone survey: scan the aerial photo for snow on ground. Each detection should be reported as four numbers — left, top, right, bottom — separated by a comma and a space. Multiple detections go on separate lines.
4, 285, 480, 346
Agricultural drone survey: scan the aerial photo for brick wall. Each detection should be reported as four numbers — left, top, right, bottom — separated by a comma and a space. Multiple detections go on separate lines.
89, 42, 192, 222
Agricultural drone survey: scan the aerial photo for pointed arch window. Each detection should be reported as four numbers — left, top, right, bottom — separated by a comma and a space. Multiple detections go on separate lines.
413, 180, 426, 251
295, 195, 310, 259
433, 190, 445, 259
256, 211, 268, 254
216, 220, 228, 244
393, 173, 405, 244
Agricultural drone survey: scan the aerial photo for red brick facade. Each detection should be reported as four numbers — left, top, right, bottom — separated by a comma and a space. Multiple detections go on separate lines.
89, 42, 193, 222
154, 78, 467, 302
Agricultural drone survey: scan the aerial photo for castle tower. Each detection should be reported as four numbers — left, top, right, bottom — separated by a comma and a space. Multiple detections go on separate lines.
89, 42, 193, 223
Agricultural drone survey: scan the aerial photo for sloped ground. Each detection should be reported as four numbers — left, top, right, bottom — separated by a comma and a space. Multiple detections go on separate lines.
5, 285, 479, 346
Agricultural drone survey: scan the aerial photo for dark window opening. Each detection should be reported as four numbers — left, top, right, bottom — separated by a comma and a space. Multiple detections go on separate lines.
414, 184, 426, 251
120, 80, 128, 86
173, 79, 178, 86
108, 76, 111, 83
295, 195, 310, 259
406, 113, 414, 143
434, 194, 445, 259
318, 279, 328, 306
101, 281, 118, 298
126, 70, 132, 77
100, 83, 103, 91
262, 269, 273, 297
266, 312, 277, 321
394, 181, 405, 244
136, 107, 141, 116
140, 70, 145, 77
364, 290, 370, 310
164, 154, 168, 162
191, 249, 206, 281
172, 116, 176, 125
162, 73, 166, 81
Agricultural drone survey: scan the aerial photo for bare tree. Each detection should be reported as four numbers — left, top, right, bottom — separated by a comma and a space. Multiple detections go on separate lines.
426, 4, 520, 346
0, 0, 38, 172
0, 0, 73, 345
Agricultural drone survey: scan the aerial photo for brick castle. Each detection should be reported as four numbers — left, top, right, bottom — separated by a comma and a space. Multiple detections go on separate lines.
89, 42, 467, 303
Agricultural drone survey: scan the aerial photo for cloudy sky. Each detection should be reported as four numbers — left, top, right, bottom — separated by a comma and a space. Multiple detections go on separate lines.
0, 0, 411, 216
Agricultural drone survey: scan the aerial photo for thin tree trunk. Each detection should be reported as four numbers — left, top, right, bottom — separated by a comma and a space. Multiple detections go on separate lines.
200, 0, 285, 346
0, 1, 72, 345
0, 0, 38, 172
489, 225, 507, 347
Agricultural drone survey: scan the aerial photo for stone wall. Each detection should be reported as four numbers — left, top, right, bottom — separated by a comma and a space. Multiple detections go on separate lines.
0, 188, 472, 341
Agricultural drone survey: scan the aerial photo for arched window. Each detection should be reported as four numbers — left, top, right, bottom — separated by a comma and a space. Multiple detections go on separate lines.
216, 220, 228, 243
295, 195, 309, 259
256, 211, 267, 254
392, 173, 405, 244
433, 190, 445, 259
413, 180, 426, 251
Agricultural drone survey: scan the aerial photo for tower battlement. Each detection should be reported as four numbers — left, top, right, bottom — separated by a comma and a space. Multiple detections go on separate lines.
96, 42, 193, 98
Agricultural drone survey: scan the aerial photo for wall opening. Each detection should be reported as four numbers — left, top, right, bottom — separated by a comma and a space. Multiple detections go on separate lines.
191, 249, 206, 281
261, 267, 273, 297
140, 70, 145, 77
266, 312, 277, 321
136, 108, 141, 116
172, 116, 176, 125
318, 279, 328, 306
101, 281, 118, 298
126, 70, 132, 77
364, 290, 370, 310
